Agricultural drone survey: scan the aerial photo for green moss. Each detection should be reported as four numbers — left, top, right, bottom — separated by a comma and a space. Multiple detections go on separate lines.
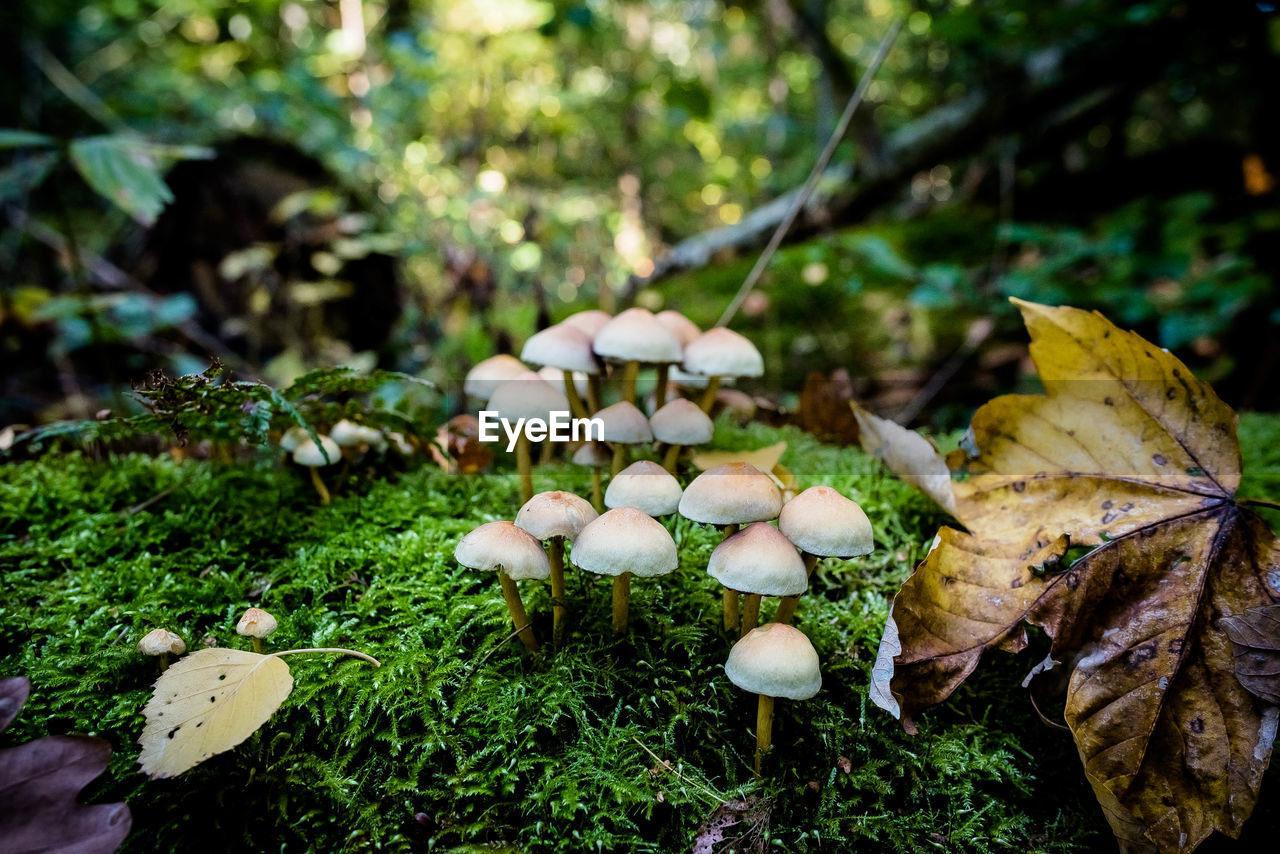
2, 416, 1277, 852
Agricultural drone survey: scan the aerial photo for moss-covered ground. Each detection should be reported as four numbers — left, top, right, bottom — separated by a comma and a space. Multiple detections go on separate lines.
2, 416, 1278, 852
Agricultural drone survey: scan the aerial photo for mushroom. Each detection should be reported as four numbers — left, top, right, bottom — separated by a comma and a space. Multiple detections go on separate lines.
774, 486, 873, 625
463, 354, 529, 402
650, 398, 714, 473
279, 425, 311, 452
725, 623, 821, 775
592, 308, 682, 406
235, 607, 279, 654
330, 419, 386, 455
292, 434, 342, 504
572, 441, 613, 511
654, 310, 701, 402
572, 507, 678, 636
708, 523, 807, 636
605, 460, 682, 517
515, 491, 599, 647
593, 401, 653, 476
454, 521, 550, 653
138, 628, 186, 672
487, 372, 571, 502
682, 328, 764, 414
521, 324, 600, 419
560, 309, 613, 409
678, 462, 784, 632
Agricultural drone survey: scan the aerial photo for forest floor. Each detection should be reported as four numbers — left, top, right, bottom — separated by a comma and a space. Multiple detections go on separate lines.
2, 416, 1278, 853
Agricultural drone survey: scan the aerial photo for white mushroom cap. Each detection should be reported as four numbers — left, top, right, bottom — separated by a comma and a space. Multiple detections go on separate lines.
292, 434, 342, 467
330, 419, 384, 448
515, 490, 599, 541
235, 607, 278, 639
605, 461, 682, 516
572, 442, 612, 468
572, 507, 678, 578
678, 462, 783, 525
464, 354, 528, 400
454, 521, 551, 581
683, 328, 764, 378
592, 308, 682, 365
654, 310, 701, 347
138, 628, 186, 657
487, 372, 571, 423
538, 366, 590, 399
521, 324, 601, 375
593, 401, 653, 444
779, 486, 874, 558
279, 425, 311, 452
560, 309, 612, 338
725, 623, 821, 700
708, 523, 807, 595
649, 398, 714, 446
670, 368, 716, 390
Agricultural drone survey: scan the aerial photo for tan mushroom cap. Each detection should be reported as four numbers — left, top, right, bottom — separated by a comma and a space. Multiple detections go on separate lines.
487, 372, 571, 423
235, 607, 278, 639
572, 441, 613, 468
655, 310, 701, 347
331, 419, 384, 448
708, 523, 807, 595
454, 521, 551, 581
725, 623, 821, 700
649, 398, 714, 445
515, 490, 599, 541
683, 328, 764, 378
593, 401, 654, 444
605, 461, 683, 516
678, 462, 783, 525
592, 307, 682, 365
561, 309, 612, 338
521, 324, 601, 375
464, 354, 529, 400
138, 628, 186, 657
779, 486, 873, 558
572, 507, 678, 578
292, 434, 342, 467
279, 425, 311, 452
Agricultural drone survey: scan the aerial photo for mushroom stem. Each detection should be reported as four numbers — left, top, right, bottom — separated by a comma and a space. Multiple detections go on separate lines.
158, 653, 170, 672
621, 360, 639, 405
539, 438, 554, 465
251, 637, 264, 655
590, 467, 604, 511
740, 593, 762, 636
611, 442, 626, 477
723, 588, 740, 633
654, 363, 670, 408
309, 467, 331, 505
498, 571, 540, 652
661, 442, 682, 474
612, 571, 632, 636
698, 375, 722, 414
549, 539, 568, 648
563, 374, 589, 420
587, 373, 603, 413
754, 694, 774, 776
774, 553, 818, 626
516, 434, 534, 503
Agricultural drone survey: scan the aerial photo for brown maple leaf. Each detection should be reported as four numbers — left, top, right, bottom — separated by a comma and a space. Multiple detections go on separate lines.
870, 300, 1279, 854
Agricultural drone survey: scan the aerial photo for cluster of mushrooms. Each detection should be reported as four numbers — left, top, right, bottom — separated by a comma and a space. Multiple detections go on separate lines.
278, 419, 415, 504
454, 311, 874, 775
138, 607, 279, 671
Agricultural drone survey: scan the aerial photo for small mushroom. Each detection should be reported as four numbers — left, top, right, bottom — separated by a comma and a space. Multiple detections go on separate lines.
487, 372, 571, 502
592, 308, 682, 406
572, 441, 613, 511
650, 398, 714, 473
292, 434, 342, 504
235, 607, 279, 654
522, 324, 601, 419
605, 461, 682, 517
593, 401, 653, 476
515, 491, 599, 647
138, 628, 186, 672
682, 328, 764, 413
708, 523, 807, 636
678, 462, 784, 632
454, 521, 550, 653
775, 486, 873, 624
560, 310, 613, 408
279, 425, 311, 452
725, 622, 821, 775
572, 507, 678, 636
331, 419, 386, 455
653, 310, 701, 402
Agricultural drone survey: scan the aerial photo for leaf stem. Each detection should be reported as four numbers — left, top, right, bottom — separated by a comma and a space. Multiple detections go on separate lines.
271, 647, 382, 667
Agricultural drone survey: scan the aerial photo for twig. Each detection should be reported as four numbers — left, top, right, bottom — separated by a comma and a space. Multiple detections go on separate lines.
631, 737, 724, 805
714, 17, 903, 328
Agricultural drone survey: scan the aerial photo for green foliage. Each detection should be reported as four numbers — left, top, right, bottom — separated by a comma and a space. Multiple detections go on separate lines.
11, 416, 1275, 852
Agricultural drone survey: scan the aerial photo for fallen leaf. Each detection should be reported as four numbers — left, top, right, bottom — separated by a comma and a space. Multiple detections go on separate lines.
432, 414, 492, 474
871, 300, 1280, 853
1220, 605, 1280, 705
692, 797, 770, 854
852, 404, 957, 515
138, 648, 293, 779
0, 677, 131, 853
795, 369, 861, 444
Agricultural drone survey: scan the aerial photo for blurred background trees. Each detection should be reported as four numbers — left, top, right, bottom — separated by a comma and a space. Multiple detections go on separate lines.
3, 0, 1277, 429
